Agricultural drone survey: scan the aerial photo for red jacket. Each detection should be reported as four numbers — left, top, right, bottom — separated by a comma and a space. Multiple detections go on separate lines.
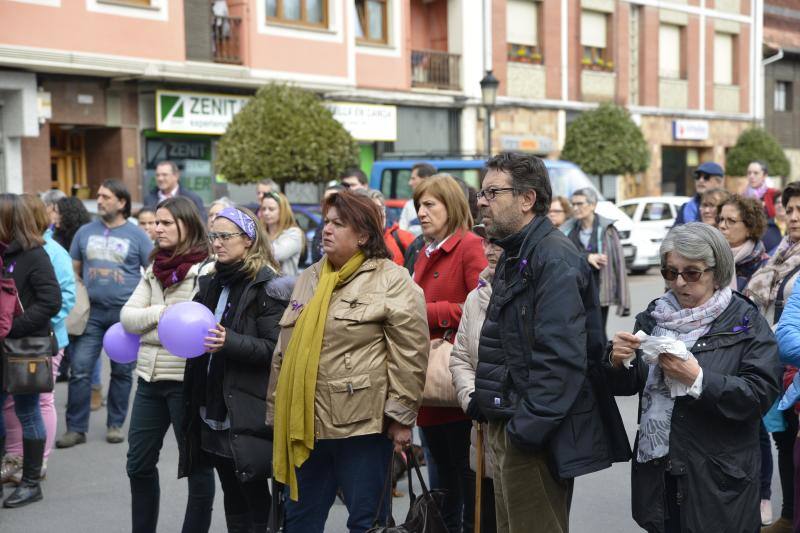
413, 230, 487, 426
383, 223, 415, 266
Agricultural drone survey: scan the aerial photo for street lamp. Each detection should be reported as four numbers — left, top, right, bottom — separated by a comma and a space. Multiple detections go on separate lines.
480, 70, 499, 156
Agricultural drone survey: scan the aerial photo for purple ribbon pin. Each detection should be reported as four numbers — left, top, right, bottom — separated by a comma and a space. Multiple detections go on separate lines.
518, 259, 528, 273
7, 262, 15, 274
171, 272, 178, 283
477, 278, 488, 289
732, 315, 750, 333
291, 300, 303, 312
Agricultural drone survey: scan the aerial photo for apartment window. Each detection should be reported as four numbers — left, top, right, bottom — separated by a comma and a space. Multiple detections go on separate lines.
659, 24, 684, 79
713, 32, 735, 85
775, 81, 793, 112
581, 10, 613, 71
355, 0, 387, 44
267, 0, 327, 27
507, 0, 542, 64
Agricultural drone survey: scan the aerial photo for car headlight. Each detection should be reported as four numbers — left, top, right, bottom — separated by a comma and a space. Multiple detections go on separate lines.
618, 230, 631, 240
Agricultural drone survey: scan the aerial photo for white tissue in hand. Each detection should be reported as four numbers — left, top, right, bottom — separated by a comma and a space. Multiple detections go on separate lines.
634, 331, 694, 398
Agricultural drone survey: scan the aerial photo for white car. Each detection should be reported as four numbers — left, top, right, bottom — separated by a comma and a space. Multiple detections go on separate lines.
617, 196, 691, 274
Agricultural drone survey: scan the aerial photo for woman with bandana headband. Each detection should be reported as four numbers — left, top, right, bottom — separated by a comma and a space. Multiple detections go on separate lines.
179, 206, 292, 533
120, 196, 215, 533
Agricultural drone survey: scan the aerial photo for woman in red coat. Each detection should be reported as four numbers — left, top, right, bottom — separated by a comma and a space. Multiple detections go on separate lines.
413, 174, 487, 533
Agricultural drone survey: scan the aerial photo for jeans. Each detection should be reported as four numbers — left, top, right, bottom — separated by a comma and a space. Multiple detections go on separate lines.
92, 356, 102, 388
127, 379, 215, 533
760, 422, 773, 500
66, 305, 134, 433
284, 433, 393, 533
420, 420, 473, 533
0, 391, 45, 441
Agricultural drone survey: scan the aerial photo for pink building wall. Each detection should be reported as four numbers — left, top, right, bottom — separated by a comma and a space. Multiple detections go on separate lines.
0, 0, 185, 61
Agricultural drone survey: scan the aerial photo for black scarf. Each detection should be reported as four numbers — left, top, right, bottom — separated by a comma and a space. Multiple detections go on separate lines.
201, 260, 249, 424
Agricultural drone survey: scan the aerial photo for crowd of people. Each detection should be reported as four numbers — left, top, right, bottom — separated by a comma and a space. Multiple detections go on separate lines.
0, 153, 797, 533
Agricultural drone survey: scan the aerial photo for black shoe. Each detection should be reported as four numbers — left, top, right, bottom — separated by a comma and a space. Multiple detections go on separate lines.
225, 513, 254, 533
3, 439, 44, 508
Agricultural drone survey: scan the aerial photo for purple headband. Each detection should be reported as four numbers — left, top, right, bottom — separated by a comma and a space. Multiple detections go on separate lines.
215, 208, 256, 240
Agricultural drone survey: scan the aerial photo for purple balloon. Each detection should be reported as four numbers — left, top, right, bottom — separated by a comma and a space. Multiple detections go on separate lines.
158, 302, 217, 359
103, 322, 140, 364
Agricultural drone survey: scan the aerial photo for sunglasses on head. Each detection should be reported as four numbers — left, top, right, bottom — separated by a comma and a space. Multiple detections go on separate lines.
660, 267, 714, 283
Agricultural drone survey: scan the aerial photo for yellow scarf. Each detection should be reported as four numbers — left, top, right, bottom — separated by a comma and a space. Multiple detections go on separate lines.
273, 251, 366, 501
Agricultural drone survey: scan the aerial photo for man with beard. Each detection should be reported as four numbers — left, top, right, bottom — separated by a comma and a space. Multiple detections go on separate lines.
57, 180, 153, 448
470, 153, 623, 532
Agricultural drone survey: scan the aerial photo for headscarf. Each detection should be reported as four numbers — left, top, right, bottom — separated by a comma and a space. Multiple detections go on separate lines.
215, 207, 256, 240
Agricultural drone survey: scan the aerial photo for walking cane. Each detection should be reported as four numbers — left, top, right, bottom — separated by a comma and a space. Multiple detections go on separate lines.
474, 421, 484, 533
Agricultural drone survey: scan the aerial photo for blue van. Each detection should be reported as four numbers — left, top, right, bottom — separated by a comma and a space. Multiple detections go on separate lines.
369, 157, 635, 259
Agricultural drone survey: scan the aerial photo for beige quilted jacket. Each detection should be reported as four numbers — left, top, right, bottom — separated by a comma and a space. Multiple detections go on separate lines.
120, 261, 209, 382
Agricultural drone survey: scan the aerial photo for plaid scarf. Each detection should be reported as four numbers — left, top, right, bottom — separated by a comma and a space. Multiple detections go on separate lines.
745, 237, 800, 314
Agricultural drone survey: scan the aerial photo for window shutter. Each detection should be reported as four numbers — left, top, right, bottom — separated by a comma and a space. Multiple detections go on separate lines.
507, 0, 538, 47
581, 10, 607, 48
659, 25, 681, 78
714, 32, 733, 85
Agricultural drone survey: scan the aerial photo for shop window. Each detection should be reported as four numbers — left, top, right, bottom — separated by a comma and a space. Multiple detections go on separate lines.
266, 0, 327, 28
713, 32, 735, 85
355, 0, 387, 44
507, 0, 542, 65
581, 10, 613, 72
659, 24, 684, 79
775, 81, 793, 112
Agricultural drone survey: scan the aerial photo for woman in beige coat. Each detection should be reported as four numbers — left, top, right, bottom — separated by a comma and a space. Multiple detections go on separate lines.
450, 224, 501, 533
266, 191, 429, 533
119, 197, 215, 533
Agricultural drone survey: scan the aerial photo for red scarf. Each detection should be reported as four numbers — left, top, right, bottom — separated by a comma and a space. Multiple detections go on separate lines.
152, 248, 209, 289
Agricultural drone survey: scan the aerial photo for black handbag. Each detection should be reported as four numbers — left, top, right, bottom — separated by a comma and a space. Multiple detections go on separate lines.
368, 448, 448, 533
1, 331, 56, 394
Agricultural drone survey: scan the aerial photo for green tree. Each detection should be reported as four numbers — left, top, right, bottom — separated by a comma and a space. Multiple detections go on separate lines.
216, 84, 359, 186
561, 104, 650, 176
725, 128, 791, 177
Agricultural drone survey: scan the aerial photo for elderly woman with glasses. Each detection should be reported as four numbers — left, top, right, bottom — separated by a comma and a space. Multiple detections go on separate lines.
561, 187, 629, 329
607, 222, 781, 533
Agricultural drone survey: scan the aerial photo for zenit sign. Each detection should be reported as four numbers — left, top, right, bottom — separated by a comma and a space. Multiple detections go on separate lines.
156, 90, 251, 135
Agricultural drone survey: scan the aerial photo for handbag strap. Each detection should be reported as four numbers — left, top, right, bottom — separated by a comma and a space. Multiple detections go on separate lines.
370, 450, 396, 527
406, 445, 434, 501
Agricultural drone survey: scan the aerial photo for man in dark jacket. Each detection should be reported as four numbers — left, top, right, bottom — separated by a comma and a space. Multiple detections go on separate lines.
143, 161, 206, 220
472, 152, 625, 532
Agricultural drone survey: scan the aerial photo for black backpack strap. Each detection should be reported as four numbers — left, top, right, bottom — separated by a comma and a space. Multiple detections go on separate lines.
391, 229, 407, 257
773, 263, 800, 325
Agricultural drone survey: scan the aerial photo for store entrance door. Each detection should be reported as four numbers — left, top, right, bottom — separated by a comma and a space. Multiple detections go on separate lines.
662, 147, 689, 196
50, 125, 87, 194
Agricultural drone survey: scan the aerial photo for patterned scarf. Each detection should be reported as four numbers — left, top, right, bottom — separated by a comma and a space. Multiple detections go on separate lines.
637, 288, 732, 463
745, 183, 769, 200
744, 237, 800, 314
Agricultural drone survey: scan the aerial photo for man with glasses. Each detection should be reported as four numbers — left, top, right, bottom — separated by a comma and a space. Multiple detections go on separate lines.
470, 153, 627, 533
58, 180, 153, 448
339, 167, 368, 191
675, 162, 725, 225
144, 160, 206, 220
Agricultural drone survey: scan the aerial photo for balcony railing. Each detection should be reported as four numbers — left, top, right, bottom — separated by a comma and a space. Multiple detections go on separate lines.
212, 15, 242, 64
411, 49, 461, 91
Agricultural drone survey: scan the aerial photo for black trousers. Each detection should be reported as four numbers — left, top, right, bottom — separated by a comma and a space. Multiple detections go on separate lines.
420, 420, 473, 533
773, 407, 799, 519
209, 453, 271, 526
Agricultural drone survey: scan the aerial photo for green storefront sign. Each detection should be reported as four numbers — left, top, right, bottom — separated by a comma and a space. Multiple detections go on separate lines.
156, 90, 251, 135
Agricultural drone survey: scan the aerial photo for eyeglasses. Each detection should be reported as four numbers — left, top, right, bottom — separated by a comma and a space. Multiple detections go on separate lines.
208, 232, 245, 243
716, 216, 741, 226
694, 174, 717, 181
660, 267, 714, 283
476, 187, 515, 201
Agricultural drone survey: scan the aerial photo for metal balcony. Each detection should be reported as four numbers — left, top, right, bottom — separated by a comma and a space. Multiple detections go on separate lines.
411, 49, 461, 91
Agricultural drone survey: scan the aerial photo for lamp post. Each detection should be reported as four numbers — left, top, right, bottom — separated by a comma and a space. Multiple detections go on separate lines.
480, 70, 499, 156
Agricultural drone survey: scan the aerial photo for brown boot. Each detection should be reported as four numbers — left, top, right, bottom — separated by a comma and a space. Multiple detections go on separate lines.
762, 517, 793, 533
90, 386, 102, 411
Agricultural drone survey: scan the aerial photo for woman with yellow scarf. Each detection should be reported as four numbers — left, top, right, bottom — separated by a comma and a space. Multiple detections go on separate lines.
267, 190, 429, 533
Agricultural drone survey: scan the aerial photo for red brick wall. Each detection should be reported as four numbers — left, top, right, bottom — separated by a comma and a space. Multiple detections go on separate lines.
543, 0, 562, 100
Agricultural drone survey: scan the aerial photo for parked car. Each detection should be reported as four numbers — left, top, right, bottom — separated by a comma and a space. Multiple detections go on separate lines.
369, 158, 635, 257
617, 196, 691, 274
291, 203, 322, 268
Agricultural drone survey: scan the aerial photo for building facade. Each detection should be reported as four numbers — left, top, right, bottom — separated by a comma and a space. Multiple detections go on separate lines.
764, 0, 800, 182
0, 0, 763, 201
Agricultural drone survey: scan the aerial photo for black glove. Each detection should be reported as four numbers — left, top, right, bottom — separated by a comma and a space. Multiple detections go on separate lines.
466, 391, 487, 423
